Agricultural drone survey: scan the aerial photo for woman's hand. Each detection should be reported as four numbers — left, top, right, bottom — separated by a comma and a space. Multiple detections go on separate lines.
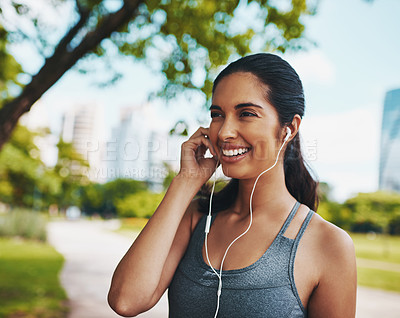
178, 127, 219, 185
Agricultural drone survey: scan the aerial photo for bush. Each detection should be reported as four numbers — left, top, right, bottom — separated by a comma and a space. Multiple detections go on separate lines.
389, 216, 400, 235
116, 191, 164, 218
0, 209, 47, 241
350, 221, 383, 234
343, 191, 400, 235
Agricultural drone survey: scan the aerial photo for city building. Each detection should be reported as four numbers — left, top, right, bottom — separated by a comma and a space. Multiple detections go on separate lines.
379, 88, 400, 192
107, 104, 177, 191
61, 103, 105, 182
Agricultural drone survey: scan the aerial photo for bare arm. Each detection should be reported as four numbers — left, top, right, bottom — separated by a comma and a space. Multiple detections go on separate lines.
108, 127, 218, 317
308, 225, 357, 318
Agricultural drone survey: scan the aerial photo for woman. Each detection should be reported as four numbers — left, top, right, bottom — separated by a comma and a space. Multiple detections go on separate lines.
108, 53, 357, 317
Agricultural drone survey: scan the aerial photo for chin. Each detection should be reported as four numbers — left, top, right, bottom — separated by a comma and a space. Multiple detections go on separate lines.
221, 164, 249, 179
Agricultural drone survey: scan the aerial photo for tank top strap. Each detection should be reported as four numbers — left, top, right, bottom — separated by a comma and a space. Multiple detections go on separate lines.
288, 209, 314, 315
277, 201, 301, 237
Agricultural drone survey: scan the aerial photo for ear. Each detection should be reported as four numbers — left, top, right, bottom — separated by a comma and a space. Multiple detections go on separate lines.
285, 114, 301, 142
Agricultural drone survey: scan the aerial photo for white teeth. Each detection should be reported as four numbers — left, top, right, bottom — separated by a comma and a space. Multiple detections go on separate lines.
222, 148, 249, 157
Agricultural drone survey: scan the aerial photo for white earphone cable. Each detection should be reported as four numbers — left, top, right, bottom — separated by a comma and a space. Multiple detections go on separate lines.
205, 132, 290, 318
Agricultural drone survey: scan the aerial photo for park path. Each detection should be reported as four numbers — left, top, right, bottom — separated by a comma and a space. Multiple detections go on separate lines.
48, 220, 400, 318
47, 220, 167, 318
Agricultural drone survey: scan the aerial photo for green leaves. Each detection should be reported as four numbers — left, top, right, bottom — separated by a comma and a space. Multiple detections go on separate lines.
109, 0, 314, 101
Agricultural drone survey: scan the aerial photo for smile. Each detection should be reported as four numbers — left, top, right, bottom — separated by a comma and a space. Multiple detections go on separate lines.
221, 147, 251, 157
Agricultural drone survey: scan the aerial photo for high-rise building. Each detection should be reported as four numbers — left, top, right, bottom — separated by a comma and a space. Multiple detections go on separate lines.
379, 88, 400, 192
107, 105, 171, 191
61, 103, 105, 182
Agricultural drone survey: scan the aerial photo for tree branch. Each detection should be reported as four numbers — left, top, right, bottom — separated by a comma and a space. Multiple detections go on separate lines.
0, 0, 144, 150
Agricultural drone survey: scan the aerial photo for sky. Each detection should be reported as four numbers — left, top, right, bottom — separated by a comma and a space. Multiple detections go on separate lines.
14, 0, 400, 202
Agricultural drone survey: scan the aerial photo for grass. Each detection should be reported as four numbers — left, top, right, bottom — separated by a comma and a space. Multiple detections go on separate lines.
0, 238, 68, 318
350, 233, 400, 293
0, 209, 47, 241
350, 233, 400, 264
357, 267, 400, 293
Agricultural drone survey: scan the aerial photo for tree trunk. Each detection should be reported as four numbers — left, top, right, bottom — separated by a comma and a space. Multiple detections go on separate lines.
0, 0, 144, 150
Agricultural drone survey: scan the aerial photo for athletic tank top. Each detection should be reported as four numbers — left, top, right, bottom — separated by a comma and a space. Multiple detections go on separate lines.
168, 201, 314, 317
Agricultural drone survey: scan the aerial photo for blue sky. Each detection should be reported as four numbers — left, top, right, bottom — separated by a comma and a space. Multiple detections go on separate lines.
18, 0, 400, 202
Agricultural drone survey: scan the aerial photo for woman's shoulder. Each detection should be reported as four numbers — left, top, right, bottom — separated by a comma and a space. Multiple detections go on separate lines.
310, 212, 354, 251
307, 211, 356, 272
185, 198, 206, 234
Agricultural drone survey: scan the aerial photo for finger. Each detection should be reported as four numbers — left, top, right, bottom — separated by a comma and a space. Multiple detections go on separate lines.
189, 127, 212, 143
195, 144, 207, 162
188, 135, 217, 157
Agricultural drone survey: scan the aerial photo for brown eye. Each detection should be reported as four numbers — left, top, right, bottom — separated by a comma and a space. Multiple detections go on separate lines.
210, 112, 222, 118
240, 111, 257, 117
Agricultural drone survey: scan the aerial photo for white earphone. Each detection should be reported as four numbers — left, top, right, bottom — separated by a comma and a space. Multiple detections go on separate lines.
284, 126, 292, 142
204, 127, 292, 318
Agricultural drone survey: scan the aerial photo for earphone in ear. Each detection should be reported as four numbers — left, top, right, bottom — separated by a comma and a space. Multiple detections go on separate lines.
284, 127, 292, 142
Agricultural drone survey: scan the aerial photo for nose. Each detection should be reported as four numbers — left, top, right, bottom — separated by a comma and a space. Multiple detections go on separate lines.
217, 117, 238, 141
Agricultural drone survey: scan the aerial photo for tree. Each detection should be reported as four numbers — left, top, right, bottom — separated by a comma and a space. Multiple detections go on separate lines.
0, 0, 315, 150
343, 191, 400, 234
54, 138, 90, 210
0, 124, 60, 208
80, 178, 148, 217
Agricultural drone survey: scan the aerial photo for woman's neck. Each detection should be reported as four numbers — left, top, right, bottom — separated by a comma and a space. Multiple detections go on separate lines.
232, 165, 294, 217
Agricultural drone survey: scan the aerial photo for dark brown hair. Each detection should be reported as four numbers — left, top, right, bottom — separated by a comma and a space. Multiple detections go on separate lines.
198, 53, 319, 212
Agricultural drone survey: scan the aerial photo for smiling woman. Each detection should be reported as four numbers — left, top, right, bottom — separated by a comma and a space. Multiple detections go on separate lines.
108, 53, 357, 318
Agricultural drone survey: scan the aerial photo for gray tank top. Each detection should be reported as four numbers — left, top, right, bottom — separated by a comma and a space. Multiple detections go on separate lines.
168, 201, 314, 317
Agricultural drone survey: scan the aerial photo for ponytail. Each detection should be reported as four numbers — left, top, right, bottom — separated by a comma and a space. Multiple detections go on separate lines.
284, 134, 319, 211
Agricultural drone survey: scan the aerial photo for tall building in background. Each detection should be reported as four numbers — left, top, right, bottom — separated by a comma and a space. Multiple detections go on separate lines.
107, 105, 170, 191
379, 88, 400, 192
61, 103, 105, 182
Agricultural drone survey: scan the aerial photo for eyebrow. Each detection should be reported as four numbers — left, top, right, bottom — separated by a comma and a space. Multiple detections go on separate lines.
209, 102, 263, 111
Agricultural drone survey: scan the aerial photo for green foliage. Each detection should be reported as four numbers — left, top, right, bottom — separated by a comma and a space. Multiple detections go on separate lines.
0, 24, 23, 108
0, 125, 61, 207
113, 0, 314, 100
116, 191, 164, 218
104, 177, 148, 200
162, 162, 177, 190
344, 191, 400, 234
317, 189, 400, 235
80, 178, 148, 217
317, 200, 352, 230
0, 209, 47, 242
54, 138, 90, 209
0, 238, 67, 318
119, 217, 149, 233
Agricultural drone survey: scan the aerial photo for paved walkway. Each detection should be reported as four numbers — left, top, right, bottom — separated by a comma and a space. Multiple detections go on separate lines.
48, 220, 400, 318
48, 220, 167, 318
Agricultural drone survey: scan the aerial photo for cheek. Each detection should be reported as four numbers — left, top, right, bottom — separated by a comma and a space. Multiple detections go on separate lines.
208, 123, 219, 148
252, 140, 271, 161
251, 137, 280, 161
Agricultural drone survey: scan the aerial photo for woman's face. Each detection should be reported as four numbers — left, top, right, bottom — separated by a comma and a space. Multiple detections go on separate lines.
209, 72, 283, 179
